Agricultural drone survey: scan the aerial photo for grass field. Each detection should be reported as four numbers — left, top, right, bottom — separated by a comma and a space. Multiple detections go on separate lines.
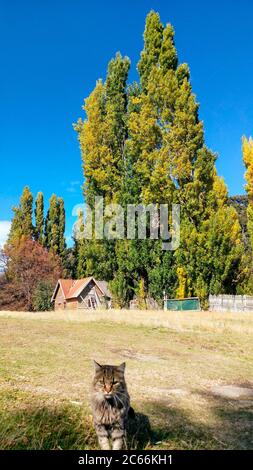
0, 309, 252, 450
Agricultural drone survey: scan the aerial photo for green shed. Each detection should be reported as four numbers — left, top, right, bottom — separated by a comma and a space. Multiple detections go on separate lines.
164, 297, 200, 311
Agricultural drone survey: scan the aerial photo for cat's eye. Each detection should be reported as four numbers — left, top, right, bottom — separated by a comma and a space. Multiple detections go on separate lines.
113, 380, 119, 385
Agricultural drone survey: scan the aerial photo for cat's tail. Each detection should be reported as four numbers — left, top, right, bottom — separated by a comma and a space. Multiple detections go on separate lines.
128, 406, 135, 419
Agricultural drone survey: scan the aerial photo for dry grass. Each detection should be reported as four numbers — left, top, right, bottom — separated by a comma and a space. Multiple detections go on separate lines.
0, 309, 252, 450
1, 308, 253, 334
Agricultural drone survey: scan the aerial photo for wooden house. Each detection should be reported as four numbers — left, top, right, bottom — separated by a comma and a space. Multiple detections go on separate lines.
51, 277, 111, 310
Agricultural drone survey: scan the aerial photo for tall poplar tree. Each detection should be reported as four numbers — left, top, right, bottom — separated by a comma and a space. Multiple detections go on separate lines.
137, 10, 163, 91
75, 10, 243, 305
44, 194, 59, 253
35, 192, 44, 244
8, 186, 34, 244
242, 136, 253, 250
75, 53, 130, 280
44, 194, 66, 257
58, 197, 66, 256
75, 53, 130, 206
240, 136, 253, 293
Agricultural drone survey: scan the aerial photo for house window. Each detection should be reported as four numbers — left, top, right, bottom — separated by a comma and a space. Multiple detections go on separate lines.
88, 297, 96, 309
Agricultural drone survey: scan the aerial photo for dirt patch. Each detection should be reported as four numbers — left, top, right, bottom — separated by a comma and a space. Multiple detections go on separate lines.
140, 386, 189, 398
110, 347, 189, 362
167, 388, 189, 396
110, 348, 164, 362
211, 385, 253, 400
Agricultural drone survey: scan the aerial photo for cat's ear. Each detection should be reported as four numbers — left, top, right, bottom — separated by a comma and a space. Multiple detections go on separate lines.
93, 360, 102, 372
118, 362, 126, 373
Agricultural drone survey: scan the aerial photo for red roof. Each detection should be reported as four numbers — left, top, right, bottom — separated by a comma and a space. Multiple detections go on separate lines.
58, 279, 74, 298
66, 277, 92, 299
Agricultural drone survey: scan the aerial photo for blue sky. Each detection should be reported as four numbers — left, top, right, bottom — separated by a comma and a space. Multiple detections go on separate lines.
1, 0, 253, 245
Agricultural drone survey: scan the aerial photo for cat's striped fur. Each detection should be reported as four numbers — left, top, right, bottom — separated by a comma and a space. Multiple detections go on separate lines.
90, 361, 133, 450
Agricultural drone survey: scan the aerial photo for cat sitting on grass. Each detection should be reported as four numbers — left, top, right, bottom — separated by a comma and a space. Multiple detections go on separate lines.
91, 361, 135, 450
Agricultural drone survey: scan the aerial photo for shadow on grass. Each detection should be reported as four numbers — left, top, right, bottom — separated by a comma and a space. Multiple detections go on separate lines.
127, 412, 152, 449
140, 401, 219, 450
141, 389, 253, 450
196, 389, 253, 450
0, 390, 252, 450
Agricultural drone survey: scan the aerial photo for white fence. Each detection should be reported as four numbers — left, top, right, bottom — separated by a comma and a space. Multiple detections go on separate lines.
209, 294, 253, 312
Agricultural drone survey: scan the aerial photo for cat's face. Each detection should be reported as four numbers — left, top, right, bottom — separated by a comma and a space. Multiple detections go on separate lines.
93, 361, 126, 400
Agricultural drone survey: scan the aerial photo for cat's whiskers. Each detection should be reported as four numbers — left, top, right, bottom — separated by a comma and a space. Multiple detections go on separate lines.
115, 393, 124, 408
115, 391, 127, 398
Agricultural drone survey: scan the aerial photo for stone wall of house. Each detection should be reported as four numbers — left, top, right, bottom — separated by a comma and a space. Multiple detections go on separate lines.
65, 298, 78, 309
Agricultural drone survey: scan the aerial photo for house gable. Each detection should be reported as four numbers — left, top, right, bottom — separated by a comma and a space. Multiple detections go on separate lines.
75, 279, 109, 309
51, 279, 73, 302
77, 279, 103, 299
53, 283, 66, 309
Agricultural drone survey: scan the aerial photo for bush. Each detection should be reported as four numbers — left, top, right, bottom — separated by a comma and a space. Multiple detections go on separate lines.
4, 239, 62, 310
33, 282, 53, 311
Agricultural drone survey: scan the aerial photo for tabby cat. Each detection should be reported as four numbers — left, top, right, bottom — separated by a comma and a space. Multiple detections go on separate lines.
91, 361, 133, 450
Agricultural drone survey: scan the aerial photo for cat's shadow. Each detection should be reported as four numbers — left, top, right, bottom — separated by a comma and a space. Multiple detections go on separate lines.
127, 412, 152, 450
